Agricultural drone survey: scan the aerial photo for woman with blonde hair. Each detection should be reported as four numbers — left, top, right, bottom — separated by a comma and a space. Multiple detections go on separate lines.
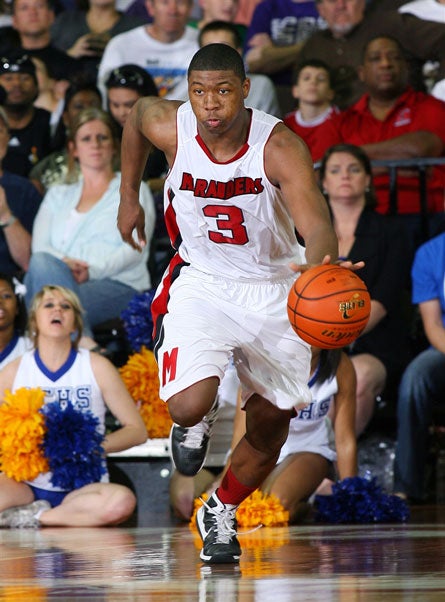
0, 284, 147, 528
24, 107, 156, 351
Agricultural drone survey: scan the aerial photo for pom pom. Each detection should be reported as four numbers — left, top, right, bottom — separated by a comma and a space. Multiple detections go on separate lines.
41, 400, 106, 490
190, 491, 289, 530
314, 475, 410, 524
0, 388, 49, 481
121, 289, 156, 352
119, 346, 172, 438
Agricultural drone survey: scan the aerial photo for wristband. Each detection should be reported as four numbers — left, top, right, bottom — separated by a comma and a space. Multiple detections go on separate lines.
0, 215, 17, 229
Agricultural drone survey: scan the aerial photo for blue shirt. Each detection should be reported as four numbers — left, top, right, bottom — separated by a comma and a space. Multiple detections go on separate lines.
412, 232, 445, 326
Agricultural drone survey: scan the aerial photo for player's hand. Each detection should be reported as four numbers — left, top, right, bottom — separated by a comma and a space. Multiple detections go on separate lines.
117, 201, 146, 253
289, 255, 365, 274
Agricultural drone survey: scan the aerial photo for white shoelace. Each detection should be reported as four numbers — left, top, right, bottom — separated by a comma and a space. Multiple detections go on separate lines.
201, 498, 237, 544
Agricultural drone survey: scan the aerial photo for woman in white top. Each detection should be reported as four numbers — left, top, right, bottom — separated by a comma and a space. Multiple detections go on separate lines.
24, 107, 156, 350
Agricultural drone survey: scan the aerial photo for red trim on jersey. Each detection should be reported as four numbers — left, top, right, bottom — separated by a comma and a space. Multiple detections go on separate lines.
165, 187, 181, 250
195, 109, 253, 164
151, 253, 187, 342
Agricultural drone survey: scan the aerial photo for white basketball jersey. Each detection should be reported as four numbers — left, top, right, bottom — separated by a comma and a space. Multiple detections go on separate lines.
278, 370, 338, 462
13, 348, 108, 491
164, 102, 305, 280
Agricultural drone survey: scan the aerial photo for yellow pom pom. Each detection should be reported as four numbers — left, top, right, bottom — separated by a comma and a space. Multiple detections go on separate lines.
189, 490, 289, 530
0, 387, 49, 481
119, 347, 172, 438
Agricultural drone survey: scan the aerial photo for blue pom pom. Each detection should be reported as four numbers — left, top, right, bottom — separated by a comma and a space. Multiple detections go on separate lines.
314, 476, 410, 524
41, 400, 106, 490
121, 289, 156, 352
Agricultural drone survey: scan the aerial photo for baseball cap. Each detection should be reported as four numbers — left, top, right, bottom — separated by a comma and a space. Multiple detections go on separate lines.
0, 53, 37, 82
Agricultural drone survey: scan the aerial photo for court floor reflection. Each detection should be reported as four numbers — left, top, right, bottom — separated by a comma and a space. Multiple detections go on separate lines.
0, 506, 445, 601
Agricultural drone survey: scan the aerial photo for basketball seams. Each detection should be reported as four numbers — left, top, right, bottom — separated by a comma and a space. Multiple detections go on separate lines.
287, 264, 371, 349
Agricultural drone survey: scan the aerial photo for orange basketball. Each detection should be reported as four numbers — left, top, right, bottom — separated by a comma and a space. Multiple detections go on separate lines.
287, 264, 371, 349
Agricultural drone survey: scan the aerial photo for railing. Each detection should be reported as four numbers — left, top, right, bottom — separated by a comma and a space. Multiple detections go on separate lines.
315, 156, 445, 243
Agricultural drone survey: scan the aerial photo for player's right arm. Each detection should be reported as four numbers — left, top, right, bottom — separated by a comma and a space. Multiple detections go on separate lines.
118, 97, 180, 251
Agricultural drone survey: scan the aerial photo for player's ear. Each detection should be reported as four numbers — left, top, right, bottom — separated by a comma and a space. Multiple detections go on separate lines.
242, 77, 251, 100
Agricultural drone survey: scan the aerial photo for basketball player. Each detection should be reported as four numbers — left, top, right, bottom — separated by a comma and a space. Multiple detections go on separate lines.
117, 44, 357, 564
0, 285, 147, 529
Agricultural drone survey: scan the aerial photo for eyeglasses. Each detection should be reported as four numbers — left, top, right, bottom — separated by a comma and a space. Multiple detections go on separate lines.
106, 67, 145, 89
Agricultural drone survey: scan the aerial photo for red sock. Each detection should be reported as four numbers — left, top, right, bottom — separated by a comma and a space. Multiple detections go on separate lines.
216, 466, 256, 506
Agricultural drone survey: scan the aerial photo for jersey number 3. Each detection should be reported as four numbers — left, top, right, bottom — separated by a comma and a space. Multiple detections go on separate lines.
203, 204, 248, 245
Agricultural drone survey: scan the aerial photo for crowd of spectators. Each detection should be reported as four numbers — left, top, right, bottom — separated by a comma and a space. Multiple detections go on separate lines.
0, 0, 445, 508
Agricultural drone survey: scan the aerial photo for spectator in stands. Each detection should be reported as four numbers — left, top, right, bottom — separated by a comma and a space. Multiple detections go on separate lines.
50, 0, 146, 81
199, 20, 281, 116
315, 36, 445, 252
98, 0, 199, 101
393, 230, 445, 503
298, 0, 445, 109
29, 79, 103, 193
234, 0, 260, 26
105, 63, 169, 271
31, 56, 68, 138
24, 107, 156, 351
319, 143, 411, 436
0, 106, 42, 276
244, 0, 326, 115
3, 0, 81, 83
0, 273, 30, 368
189, 0, 246, 43
284, 58, 338, 160
0, 51, 52, 177
397, 0, 445, 101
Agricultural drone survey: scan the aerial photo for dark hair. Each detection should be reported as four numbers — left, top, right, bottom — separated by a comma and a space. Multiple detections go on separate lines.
319, 143, 377, 209
188, 43, 246, 82
51, 76, 102, 151
314, 349, 342, 385
105, 64, 158, 97
62, 77, 102, 114
293, 59, 334, 87
198, 21, 243, 50
361, 35, 405, 63
0, 273, 28, 335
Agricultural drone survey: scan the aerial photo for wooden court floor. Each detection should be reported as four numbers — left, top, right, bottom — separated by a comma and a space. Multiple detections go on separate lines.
1, 505, 445, 601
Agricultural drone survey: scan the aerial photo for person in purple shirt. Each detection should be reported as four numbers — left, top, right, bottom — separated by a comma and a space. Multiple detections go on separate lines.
244, 0, 326, 114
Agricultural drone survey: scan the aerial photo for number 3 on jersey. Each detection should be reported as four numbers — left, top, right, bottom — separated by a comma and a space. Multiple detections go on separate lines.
203, 204, 249, 245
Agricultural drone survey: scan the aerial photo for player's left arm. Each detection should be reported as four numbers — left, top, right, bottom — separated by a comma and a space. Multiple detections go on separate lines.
264, 124, 338, 267
332, 352, 358, 480
90, 354, 148, 454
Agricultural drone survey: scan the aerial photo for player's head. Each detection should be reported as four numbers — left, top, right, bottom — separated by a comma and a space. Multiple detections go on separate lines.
0, 273, 28, 335
188, 43, 246, 82
28, 285, 84, 348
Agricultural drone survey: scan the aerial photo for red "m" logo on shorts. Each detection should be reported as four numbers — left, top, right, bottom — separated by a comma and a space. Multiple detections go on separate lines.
162, 347, 178, 386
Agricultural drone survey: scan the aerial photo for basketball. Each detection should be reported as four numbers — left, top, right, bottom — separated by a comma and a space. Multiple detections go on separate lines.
287, 264, 371, 349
